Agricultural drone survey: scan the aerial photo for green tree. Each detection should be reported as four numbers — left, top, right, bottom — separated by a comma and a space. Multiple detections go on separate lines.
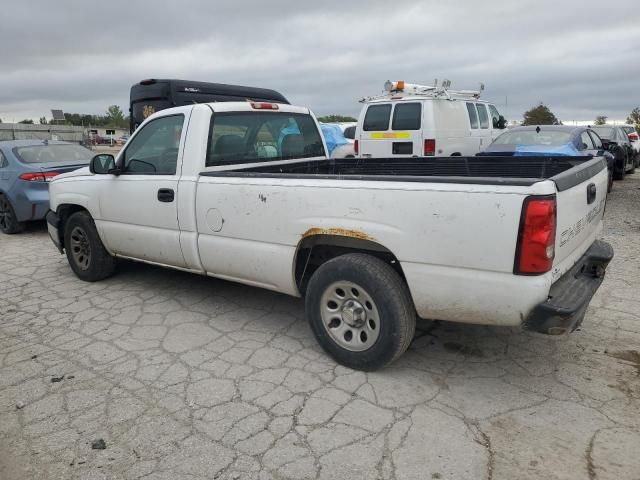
594, 115, 607, 125
316, 114, 358, 123
522, 103, 560, 126
39, 116, 48, 125
626, 107, 640, 130
106, 105, 126, 127
18, 119, 34, 124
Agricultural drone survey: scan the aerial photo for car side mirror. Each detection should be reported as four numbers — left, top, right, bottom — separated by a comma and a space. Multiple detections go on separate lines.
89, 154, 118, 174
497, 115, 507, 129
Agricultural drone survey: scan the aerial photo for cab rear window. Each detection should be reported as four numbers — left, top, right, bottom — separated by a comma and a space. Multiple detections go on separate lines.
392, 103, 421, 130
363, 105, 391, 131
206, 112, 324, 167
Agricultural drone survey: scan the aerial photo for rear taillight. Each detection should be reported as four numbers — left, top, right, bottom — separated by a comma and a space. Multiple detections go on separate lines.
354, 140, 359, 155
514, 196, 556, 275
424, 139, 436, 156
250, 102, 279, 110
19, 172, 60, 182
629, 133, 638, 142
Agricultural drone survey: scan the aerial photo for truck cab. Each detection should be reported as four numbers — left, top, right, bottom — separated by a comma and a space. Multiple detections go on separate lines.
355, 80, 507, 158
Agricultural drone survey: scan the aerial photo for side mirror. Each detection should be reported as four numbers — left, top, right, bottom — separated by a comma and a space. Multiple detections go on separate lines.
497, 115, 507, 129
89, 154, 117, 174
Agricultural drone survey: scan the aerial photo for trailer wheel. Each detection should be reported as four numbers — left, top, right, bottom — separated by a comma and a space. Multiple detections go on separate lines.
305, 253, 416, 371
64, 211, 116, 282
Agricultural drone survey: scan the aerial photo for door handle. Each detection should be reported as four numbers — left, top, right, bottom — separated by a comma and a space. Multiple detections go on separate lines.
157, 188, 175, 203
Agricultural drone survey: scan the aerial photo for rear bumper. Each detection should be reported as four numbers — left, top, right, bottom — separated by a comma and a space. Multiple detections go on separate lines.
46, 210, 63, 253
523, 240, 613, 335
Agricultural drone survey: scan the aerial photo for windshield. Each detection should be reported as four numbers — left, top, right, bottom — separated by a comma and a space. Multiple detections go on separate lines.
493, 130, 572, 146
14, 144, 93, 164
591, 127, 613, 140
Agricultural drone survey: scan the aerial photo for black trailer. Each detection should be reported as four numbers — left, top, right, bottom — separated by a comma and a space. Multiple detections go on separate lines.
129, 79, 289, 133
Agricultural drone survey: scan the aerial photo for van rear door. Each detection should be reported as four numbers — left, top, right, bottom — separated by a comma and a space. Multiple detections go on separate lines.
359, 102, 423, 157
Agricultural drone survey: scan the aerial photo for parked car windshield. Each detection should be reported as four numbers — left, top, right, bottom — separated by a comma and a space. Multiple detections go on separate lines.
591, 127, 613, 140
206, 112, 324, 166
14, 144, 93, 164
493, 130, 572, 146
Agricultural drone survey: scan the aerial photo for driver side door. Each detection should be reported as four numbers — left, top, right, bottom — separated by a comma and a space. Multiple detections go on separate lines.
96, 113, 188, 267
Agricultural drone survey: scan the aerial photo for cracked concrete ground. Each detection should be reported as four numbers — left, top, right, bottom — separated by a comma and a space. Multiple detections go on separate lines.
1, 176, 639, 480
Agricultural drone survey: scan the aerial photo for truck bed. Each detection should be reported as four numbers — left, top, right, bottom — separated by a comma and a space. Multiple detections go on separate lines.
202, 156, 605, 190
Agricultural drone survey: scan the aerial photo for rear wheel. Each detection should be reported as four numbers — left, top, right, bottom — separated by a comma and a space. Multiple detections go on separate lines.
0, 194, 25, 234
613, 149, 626, 180
64, 211, 116, 281
305, 253, 416, 371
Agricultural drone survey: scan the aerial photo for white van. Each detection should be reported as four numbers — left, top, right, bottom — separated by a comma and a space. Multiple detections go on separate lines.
354, 80, 507, 158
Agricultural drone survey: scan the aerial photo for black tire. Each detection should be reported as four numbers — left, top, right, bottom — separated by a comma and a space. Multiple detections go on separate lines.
64, 211, 116, 282
305, 253, 416, 371
613, 150, 626, 180
607, 169, 613, 193
0, 194, 25, 234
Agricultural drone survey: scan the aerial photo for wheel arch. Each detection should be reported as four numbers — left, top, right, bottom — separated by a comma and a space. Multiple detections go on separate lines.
293, 233, 407, 295
54, 204, 91, 250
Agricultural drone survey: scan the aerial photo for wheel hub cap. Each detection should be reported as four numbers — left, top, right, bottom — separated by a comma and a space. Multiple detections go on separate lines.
320, 281, 381, 352
341, 299, 367, 328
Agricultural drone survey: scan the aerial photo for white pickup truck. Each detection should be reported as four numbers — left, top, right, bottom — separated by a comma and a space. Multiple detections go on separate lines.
46, 101, 613, 371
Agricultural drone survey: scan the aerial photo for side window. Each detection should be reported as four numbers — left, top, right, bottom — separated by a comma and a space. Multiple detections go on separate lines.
363, 104, 392, 131
0, 151, 7, 168
579, 132, 594, 151
466, 103, 479, 129
489, 105, 501, 128
588, 131, 603, 149
123, 115, 184, 175
392, 103, 421, 130
476, 104, 489, 129
206, 112, 324, 167
343, 126, 356, 139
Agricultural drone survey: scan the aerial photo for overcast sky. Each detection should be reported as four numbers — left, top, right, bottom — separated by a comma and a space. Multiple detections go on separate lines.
1, 0, 638, 124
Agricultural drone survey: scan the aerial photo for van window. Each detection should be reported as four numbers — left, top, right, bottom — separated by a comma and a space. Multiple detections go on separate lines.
477, 104, 489, 129
489, 105, 501, 128
392, 103, 421, 130
206, 112, 324, 166
363, 104, 391, 131
466, 103, 479, 129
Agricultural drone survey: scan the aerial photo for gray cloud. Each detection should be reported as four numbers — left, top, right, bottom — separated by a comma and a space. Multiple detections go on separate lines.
1, 0, 639, 123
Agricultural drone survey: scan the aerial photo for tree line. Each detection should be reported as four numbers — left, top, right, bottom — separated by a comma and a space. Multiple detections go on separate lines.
0, 105, 129, 128
522, 103, 640, 129
2, 105, 639, 130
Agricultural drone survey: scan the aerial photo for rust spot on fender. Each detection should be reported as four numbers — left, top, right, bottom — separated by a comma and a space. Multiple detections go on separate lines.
301, 227, 375, 242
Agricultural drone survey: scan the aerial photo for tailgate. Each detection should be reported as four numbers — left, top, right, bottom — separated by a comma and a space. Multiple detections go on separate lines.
552, 158, 608, 277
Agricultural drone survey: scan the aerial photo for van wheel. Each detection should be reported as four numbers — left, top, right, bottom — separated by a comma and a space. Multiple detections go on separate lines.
0, 194, 25, 234
64, 211, 116, 282
305, 253, 416, 371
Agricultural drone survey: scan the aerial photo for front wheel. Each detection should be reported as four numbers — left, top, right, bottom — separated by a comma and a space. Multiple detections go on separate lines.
305, 253, 416, 371
64, 211, 116, 282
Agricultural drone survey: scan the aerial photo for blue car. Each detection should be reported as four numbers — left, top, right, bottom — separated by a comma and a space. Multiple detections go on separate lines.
479, 125, 614, 192
0, 140, 93, 234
